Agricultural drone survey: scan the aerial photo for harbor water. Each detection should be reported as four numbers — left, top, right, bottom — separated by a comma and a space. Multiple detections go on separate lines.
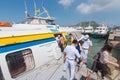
87, 38, 120, 69
87, 38, 106, 68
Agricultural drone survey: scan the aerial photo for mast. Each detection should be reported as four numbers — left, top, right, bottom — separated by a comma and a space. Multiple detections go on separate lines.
42, 0, 50, 18
24, 0, 30, 18
33, 0, 37, 17
88, 21, 91, 27
37, 0, 51, 18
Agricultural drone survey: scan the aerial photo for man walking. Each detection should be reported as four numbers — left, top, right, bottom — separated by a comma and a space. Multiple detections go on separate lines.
63, 39, 81, 80
81, 34, 92, 62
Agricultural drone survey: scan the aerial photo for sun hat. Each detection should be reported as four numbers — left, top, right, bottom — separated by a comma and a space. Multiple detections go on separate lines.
84, 34, 89, 39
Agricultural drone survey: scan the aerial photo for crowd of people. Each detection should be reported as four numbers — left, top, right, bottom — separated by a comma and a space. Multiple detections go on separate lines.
56, 33, 119, 80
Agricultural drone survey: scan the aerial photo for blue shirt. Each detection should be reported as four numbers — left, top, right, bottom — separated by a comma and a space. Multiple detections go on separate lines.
76, 46, 81, 54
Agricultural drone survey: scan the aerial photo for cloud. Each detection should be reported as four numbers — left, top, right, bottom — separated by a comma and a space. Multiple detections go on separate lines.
58, 0, 75, 7
77, 0, 120, 14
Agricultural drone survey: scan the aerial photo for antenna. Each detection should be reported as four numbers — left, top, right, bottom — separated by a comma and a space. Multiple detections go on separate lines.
24, 0, 30, 18
41, 0, 50, 18
33, 0, 37, 17
24, 0, 27, 12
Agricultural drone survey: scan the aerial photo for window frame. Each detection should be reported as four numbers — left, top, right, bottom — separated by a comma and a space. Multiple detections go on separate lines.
6, 48, 35, 78
0, 66, 5, 80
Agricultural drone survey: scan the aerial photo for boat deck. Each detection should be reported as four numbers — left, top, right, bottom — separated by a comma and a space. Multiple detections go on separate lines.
35, 57, 120, 80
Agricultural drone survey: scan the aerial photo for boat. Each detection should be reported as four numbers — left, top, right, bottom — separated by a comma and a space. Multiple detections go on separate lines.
82, 25, 94, 36
0, 22, 11, 27
75, 26, 84, 33
92, 24, 109, 38
0, 1, 83, 80
0, 1, 119, 80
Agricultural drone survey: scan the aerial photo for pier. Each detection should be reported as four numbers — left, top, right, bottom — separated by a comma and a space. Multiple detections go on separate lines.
35, 56, 120, 80
108, 30, 120, 48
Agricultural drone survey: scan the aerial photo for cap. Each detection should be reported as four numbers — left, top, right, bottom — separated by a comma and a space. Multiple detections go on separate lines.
84, 34, 89, 39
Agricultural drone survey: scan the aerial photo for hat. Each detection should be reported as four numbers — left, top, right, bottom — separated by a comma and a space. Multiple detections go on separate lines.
84, 34, 89, 39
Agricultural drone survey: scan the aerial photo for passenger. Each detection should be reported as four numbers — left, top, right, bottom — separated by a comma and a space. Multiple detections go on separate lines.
56, 34, 61, 44
63, 39, 82, 80
66, 33, 73, 45
81, 34, 92, 57
99, 44, 119, 79
59, 35, 65, 52
75, 41, 83, 64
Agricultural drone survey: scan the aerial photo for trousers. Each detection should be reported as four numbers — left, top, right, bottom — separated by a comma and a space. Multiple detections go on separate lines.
63, 58, 76, 80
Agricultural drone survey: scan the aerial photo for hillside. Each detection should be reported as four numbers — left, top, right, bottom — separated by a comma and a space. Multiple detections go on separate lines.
69, 21, 100, 29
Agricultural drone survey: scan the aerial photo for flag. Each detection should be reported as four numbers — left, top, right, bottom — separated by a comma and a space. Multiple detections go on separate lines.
35, 9, 40, 13
25, 12, 30, 18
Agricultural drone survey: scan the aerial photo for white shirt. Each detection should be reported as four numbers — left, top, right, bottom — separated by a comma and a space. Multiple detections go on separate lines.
100, 51, 109, 64
82, 39, 92, 49
64, 45, 81, 60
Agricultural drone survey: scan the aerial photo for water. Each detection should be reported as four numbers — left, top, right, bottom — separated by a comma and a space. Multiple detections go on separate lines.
87, 38, 120, 69
87, 38, 106, 68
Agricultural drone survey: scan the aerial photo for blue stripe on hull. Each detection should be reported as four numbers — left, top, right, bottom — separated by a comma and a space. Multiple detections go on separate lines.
0, 38, 56, 53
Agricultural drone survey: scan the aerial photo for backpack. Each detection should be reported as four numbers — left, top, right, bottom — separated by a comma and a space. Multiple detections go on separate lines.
91, 52, 101, 72
93, 51, 101, 61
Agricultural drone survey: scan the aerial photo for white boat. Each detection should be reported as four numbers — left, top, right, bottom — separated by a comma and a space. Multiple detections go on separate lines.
1, 1, 118, 80
84, 25, 94, 34
94, 24, 109, 35
91, 24, 109, 38
76, 26, 84, 33
0, 1, 83, 80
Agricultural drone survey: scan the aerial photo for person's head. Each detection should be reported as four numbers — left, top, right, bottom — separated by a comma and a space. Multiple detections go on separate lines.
57, 35, 61, 38
101, 44, 113, 53
68, 33, 73, 39
72, 39, 78, 46
84, 34, 89, 40
78, 40, 84, 46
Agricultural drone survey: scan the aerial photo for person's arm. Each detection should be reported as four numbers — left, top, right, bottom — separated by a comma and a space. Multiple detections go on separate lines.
88, 46, 92, 55
87, 40, 92, 55
75, 49, 83, 63
103, 57, 119, 67
79, 43, 83, 51
63, 52, 66, 63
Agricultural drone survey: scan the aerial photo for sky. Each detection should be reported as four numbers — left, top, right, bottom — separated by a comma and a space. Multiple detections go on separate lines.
0, 0, 120, 26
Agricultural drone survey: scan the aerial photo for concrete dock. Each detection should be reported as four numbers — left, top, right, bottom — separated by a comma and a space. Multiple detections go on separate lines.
34, 57, 120, 80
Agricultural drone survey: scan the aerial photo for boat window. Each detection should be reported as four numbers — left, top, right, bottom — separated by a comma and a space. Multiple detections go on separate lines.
30, 19, 39, 24
85, 29, 93, 30
40, 20, 47, 24
47, 20, 55, 25
0, 66, 5, 80
97, 28, 99, 30
6, 49, 35, 78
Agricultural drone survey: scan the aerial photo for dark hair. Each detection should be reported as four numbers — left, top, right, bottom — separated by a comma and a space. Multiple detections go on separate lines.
78, 40, 84, 45
72, 39, 78, 44
101, 44, 113, 53
69, 33, 72, 36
